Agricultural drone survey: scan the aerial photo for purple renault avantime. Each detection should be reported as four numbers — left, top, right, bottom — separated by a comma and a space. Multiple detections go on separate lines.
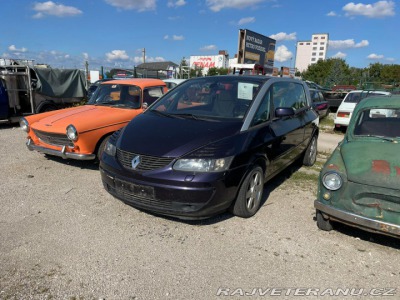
100, 75, 319, 219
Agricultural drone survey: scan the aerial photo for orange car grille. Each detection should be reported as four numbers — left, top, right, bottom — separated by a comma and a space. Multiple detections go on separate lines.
116, 148, 174, 171
33, 129, 74, 147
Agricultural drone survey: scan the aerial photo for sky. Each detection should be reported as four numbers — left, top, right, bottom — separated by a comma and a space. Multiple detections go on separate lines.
0, 0, 398, 71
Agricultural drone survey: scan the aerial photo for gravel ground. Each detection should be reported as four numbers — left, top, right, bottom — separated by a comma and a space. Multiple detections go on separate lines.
0, 125, 399, 300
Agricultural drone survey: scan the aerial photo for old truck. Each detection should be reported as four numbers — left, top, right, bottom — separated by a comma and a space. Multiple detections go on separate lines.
0, 62, 87, 123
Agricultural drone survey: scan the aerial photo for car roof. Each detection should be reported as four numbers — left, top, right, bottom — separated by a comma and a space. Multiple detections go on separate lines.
163, 79, 186, 83
101, 78, 166, 88
355, 95, 399, 110
346, 89, 391, 94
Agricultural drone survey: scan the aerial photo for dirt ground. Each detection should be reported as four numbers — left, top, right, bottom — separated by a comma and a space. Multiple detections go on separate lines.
0, 125, 399, 300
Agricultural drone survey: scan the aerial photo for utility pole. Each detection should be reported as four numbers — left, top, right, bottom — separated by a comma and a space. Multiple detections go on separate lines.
142, 48, 146, 64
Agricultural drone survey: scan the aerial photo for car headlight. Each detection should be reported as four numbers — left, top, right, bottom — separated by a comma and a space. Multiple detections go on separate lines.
322, 172, 342, 191
66, 125, 78, 141
173, 156, 233, 172
20, 117, 30, 133
104, 139, 117, 157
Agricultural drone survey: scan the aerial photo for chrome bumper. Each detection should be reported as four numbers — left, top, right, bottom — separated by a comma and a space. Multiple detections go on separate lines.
26, 139, 96, 160
315, 201, 400, 238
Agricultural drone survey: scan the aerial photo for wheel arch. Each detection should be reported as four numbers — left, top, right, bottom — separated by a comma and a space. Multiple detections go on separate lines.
36, 100, 58, 113
95, 133, 113, 159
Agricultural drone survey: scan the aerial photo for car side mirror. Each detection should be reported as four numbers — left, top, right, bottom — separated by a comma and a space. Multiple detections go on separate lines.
275, 107, 295, 118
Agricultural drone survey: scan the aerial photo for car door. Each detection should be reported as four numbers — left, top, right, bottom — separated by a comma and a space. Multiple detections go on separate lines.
252, 81, 306, 174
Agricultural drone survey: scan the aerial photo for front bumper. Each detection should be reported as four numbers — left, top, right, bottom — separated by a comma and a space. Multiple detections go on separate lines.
334, 117, 350, 127
100, 163, 240, 219
26, 139, 95, 160
315, 200, 400, 238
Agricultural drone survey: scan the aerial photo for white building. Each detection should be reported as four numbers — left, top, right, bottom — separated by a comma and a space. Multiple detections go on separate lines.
189, 50, 229, 75
295, 33, 329, 73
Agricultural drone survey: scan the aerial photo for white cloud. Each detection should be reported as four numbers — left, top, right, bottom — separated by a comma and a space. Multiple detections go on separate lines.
163, 35, 184, 41
32, 1, 82, 18
328, 39, 369, 49
8, 45, 28, 52
206, 0, 265, 12
167, 0, 187, 8
343, 1, 395, 18
326, 11, 337, 17
106, 50, 130, 62
105, 0, 156, 11
132, 56, 166, 64
332, 52, 347, 59
172, 35, 184, 41
83, 53, 89, 60
200, 45, 217, 51
238, 17, 255, 25
274, 45, 292, 63
270, 32, 296, 41
367, 53, 384, 60
386, 57, 395, 62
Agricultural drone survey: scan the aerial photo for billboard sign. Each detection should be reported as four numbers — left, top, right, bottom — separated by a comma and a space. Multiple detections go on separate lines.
237, 29, 276, 75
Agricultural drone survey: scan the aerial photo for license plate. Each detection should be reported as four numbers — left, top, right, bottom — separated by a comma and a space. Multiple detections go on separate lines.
116, 180, 155, 199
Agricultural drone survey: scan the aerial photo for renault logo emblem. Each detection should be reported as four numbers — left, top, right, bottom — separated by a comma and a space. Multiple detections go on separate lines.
131, 155, 141, 169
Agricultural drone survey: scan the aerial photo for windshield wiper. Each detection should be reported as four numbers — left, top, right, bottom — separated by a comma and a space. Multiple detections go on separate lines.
171, 113, 219, 121
172, 113, 200, 120
149, 110, 175, 118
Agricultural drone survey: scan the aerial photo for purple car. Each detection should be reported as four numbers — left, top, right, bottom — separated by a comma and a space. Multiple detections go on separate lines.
100, 75, 319, 219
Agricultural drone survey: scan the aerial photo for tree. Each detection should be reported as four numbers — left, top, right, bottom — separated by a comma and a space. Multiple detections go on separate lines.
380, 64, 400, 83
206, 67, 229, 76
301, 58, 351, 88
207, 67, 218, 76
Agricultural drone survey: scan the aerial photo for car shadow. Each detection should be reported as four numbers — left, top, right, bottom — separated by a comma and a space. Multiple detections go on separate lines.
160, 158, 305, 226
315, 219, 400, 249
0, 123, 18, 130
43, 154, 100, 171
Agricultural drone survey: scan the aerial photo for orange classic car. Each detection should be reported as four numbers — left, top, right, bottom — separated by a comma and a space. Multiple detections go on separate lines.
20, 78, 167, 160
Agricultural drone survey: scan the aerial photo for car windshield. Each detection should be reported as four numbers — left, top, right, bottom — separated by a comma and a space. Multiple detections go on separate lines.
353, 108, 400, 139
149, 77, 265, 120
88, 84, 142, 109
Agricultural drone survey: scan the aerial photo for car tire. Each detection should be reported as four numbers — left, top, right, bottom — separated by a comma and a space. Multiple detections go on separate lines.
231, 166, 264, 218
97, 136, 110, 162
303, 135, 317, 166
316, 210, 333, 231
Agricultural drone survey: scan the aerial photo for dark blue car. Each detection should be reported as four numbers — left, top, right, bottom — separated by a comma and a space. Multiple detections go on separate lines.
100, 75, 319, 219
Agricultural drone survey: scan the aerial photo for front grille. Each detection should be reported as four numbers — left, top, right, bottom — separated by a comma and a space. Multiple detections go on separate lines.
117, 148, 174, 171
33, 129, 74, 147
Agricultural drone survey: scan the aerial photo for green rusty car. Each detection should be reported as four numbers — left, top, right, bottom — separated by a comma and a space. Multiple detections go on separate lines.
315, 95, 400, 238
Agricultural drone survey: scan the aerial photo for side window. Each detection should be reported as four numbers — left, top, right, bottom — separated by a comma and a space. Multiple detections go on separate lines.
143, 87, 164, 105
251, 88, 271, 126
272, 82, 307, 110
310, 90, 319, 103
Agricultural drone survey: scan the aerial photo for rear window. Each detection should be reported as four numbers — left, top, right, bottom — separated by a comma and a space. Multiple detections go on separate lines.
344, 91, 389, 104
344, 92, 361, 103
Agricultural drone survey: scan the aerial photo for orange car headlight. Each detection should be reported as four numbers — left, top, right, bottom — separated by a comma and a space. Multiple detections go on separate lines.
66, 124, 78, 141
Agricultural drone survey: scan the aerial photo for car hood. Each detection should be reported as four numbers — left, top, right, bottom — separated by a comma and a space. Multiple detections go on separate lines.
341, 140, 400, 190
118, 113, 243, 157
31, 105, 141, 133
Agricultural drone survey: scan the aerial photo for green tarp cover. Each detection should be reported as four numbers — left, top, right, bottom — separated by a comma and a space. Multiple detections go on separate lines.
34, 68, 86, 98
